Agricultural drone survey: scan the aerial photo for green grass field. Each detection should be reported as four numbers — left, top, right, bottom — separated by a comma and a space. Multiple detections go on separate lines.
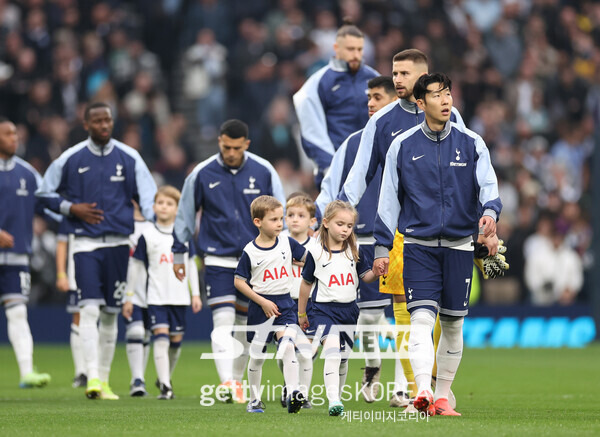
1, 343, 599, 436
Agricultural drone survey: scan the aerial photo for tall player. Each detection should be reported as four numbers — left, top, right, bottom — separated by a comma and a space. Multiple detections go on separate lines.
172, 119, 286, 403
0, 117, 51, 388
37, 102, 157, 400
293, 20, 378, 187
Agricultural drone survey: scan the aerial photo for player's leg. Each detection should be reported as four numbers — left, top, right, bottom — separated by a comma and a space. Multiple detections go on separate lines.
68, 291, 86, 388
232, 292, 250, 398
357, 306, 384, 403
125, 305, 147, 397
167, 306, 187, 389
322, 333, 343, 415
149, 305, 173, 399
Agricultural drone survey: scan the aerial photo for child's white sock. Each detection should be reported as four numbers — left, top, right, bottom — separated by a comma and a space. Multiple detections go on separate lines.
154, 334, 170, 386
6, 304, 34, 379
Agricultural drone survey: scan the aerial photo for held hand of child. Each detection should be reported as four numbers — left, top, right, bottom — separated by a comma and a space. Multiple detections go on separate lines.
56, 274, 69, 292
261, 299, 280, 318
173, 263, 186, 281
122, 301, 133, 320
298, 315, 309, 331
372, 257, 389, 276
191, 295, 202, 313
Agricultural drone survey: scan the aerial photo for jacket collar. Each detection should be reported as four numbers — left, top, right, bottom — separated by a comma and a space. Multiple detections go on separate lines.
328, 57, 364, 73
0, 156, 16, 171
421, 119, 452, 142
216, 152, 248, 173
399, 98, 422, 114
86, 137, 115, 156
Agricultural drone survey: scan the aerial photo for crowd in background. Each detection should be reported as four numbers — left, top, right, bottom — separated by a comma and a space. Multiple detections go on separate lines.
0, 0, 598, 307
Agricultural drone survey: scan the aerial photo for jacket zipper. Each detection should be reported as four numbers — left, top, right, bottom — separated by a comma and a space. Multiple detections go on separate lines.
436, 132, 445, 246
100, 145, 105, 242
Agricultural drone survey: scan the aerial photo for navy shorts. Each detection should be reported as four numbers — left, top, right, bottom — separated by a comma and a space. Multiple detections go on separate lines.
0, 265, 30, 305
125, 304, 151, 330
247, 294, 296, 344
205, 265, 249, 312
74, 245, 129, 312
311, 301, 359, 349
148, 305, 187, 335
403, 244, 474, 317
66, 290, 79, 314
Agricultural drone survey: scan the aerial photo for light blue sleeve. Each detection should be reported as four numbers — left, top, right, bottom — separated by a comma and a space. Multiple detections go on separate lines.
316, 137, 349, 216
451, 107, 466, 129
173, 165, 202, 255
474, 135, 502, 220
132, 153, 158, 221
373, 138, 402, 258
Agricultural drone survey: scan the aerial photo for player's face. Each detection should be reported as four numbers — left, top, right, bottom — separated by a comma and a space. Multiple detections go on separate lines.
218, 134, 249, 168
84, 107, 113, 145
153, 194, 178, 224
367, 87, 397, 117
285, 206, 313, 236
324, 209, 355, 244
0, 121, 18, 159
417, 83, 453, 127
334, 35, 364, 73
392, 60, 427, 100
259, 207, 284, 238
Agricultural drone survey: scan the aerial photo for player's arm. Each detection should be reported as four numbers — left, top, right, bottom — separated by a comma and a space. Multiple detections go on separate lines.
474, 135, 502, 238
187, 254, 202, 313
298, 251, 317, 330
0, 228, 14, 248
234, 251, 280, 317
131, 149, 158, 221
173, 169, 203, 267
357, 244, 378, 282
316, 138, 350, 219
122, 236, 148, 319
55, 235, 69, 292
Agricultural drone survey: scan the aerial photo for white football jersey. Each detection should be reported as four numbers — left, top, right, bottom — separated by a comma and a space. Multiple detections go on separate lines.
235, 236, 306, 296
128, 220, 153, 307
280, 231, 318, 300
133, 223, 196, 306
302, 240, 372, 303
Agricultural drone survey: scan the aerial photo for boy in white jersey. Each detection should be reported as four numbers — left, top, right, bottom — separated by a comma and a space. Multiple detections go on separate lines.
123, 186, 202, 400
234, 195, 307, 414
277, 193, 318, 409
298, 200, 378, 416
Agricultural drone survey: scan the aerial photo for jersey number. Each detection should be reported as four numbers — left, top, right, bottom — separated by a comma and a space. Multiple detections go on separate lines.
19, 272, 31, 296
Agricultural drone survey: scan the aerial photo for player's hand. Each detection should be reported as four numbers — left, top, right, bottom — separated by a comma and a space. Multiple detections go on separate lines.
122, 301, 134, 320
0, 230, 15, 248
70, 203, 104, 225
191, 295, 202, 313
261, 299, 280, 318
292, 260, 305, 267
173, 263, 186, 281
298, 315, 309, 331
56, 275, 69, 292
478, 233, 499, 256
479, 215, 496, 238
474, 240, 509, 279
372, 257, 389, 276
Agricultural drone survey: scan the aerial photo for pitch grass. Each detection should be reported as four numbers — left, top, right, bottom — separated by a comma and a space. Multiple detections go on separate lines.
1, 343, 599, 436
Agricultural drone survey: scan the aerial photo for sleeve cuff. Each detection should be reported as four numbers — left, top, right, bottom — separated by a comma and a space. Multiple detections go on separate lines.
483, 209, 497, 222
374, 245, 390, 260
173, 253, 185, 264
60, 200, 73, 216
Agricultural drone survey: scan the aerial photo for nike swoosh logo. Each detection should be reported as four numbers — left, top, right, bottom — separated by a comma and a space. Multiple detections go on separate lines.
331, 84, 341, 92
447, 350, 461, 355
412, 155, 425, 161
391, 129, 403, 137
78, 167, 90, 174
322, 262, 332, 268
257, 260, 265, 266
209, 181, 221, 189
325, 372, 334, 376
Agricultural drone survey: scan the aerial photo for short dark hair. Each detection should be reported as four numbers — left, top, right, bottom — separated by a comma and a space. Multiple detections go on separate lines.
219, 119, 249, 139
413, 73, 452, 102
0, 116, 11, 124
368, 76, 395, 96
392, 49, 428, 66
84, 102, 111, 120
336, 17, 363, 39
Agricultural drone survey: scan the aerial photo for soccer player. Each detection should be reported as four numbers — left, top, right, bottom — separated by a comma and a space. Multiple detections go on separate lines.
122, 203, 154, 397
317, 76, 409, 406
293, 20, 378, 187
373, 73, 502, 416
278, 193, 318, 408
36, 102, 157, 400
298, 200, 379, 417
234, 195, 307, 414
124, 186, 202, 400
0, 117, 51, 388
55, 220, 86, 388
172, 119, 286, 403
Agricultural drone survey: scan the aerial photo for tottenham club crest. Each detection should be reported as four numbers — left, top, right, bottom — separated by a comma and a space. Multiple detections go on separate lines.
110, 163, 125, 181
16, 178, 29, 196
243, 176, 261, 194
450, 147, 467, 167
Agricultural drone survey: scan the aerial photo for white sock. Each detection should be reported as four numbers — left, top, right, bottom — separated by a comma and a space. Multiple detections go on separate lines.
169, 340, 182, 377
79, 305, 100, 380
6, 304, 34, 379
393, 356, 408, 394
278, 337, 299, 394
408, 310, 436, 394
296, 341, 313, 397
70, 322, 86, 377
434, 316, 464, 402
126, 323, 145, 382
323, 335, 341, 403
154, 334, 170, 386
143, 330, 151, 375
211, 307, 235, 383
98, 311, 117, 383
358, 308, 383, 368
248, 342, 265, 402
232, 313, 249, 382
339, 359, 348, 395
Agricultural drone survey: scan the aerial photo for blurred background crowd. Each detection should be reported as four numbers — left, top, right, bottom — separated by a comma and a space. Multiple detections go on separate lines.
0, 0, 598, 308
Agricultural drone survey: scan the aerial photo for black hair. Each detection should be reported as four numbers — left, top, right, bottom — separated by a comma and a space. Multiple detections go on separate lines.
219, 119, 249, 139
0, 116, 11, 124
336, 17, 363, 39
413, 72, 452, 101
368, 76, 395, 96
84, 102, 111, 120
